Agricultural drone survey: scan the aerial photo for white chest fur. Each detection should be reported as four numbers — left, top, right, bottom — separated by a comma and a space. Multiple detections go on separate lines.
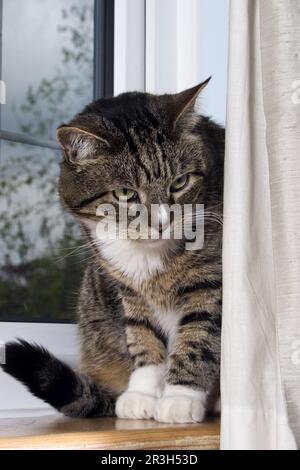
82, 219, 166, 284
99, 239, 165, 284
101, 239, 182, 348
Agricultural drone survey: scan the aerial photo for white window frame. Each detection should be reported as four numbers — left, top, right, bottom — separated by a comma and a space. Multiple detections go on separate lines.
145, 0, 201, 94
114, 0, 205, 96
0, 0, 228, 417
114, 0, 146, 94
145, 0, 229, 123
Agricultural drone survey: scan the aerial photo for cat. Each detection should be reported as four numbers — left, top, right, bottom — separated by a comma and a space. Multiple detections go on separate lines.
1, 79, 224, 423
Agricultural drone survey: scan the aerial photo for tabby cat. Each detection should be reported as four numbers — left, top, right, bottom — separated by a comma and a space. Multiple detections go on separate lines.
1, 79, 224, 423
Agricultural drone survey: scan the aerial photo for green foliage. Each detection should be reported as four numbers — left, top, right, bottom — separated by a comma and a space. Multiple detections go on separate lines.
16, 1, 93, 141
0, 235, 89, 322
0, 2, 94, 322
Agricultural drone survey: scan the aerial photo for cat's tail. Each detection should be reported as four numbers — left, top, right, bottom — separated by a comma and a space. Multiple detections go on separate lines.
1, 340, 116, 418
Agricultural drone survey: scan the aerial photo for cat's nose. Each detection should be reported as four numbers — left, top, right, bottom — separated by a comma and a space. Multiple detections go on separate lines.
158, 205, 170, 233
149, 204, 170, 234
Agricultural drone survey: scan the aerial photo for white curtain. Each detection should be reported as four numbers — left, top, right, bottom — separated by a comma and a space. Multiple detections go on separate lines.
221, 0, 300, 450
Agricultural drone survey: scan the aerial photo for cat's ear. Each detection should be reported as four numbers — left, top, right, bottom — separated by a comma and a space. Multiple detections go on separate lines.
56, 126, 110, 164
168, 77, 211, 126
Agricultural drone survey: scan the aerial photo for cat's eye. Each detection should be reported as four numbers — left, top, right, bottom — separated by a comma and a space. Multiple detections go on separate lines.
170, 174, 190, 192
113, 188, 137, 202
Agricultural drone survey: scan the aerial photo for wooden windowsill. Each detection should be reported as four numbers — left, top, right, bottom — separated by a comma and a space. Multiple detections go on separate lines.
0, 415, 220, 450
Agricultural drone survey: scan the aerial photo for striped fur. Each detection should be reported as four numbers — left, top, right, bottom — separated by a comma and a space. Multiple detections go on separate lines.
2, 84, 224, 423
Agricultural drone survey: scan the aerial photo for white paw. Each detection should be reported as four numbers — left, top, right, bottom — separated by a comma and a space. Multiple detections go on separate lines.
154, 395, 205, 423
154, 384, 207, 424
116, 391, 156, 420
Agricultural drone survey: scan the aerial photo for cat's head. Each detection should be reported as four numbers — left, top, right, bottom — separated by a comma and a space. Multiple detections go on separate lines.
57, 79, 223, 251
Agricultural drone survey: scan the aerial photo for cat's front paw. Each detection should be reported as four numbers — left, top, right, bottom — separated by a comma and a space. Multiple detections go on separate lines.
154, 396, 205, 423
154, 385, 206, 424
116, 391, 156, 420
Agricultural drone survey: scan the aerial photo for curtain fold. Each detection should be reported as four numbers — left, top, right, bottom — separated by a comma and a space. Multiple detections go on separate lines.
221, 0, 300, 450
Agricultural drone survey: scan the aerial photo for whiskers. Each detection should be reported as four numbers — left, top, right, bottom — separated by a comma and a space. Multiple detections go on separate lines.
55, 238, 102, 265
183, 208, 223, 228
203, 211, 223, 227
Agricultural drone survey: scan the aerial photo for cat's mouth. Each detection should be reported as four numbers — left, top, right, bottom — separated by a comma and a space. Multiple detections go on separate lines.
129, 224, 177, 245
81, 216, 180, 247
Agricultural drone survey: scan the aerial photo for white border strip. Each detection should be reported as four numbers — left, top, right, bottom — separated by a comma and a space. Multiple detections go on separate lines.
114, 0, 146, 95
145, 0, 200, 94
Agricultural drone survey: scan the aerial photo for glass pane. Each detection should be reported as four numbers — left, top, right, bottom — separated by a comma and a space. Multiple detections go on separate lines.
1, 0, 94, 141
0, 140, 88, 322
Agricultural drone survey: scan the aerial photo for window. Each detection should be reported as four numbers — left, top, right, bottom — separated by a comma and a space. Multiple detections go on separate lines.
145, 0, 229, 125
0, 0, 114, 323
